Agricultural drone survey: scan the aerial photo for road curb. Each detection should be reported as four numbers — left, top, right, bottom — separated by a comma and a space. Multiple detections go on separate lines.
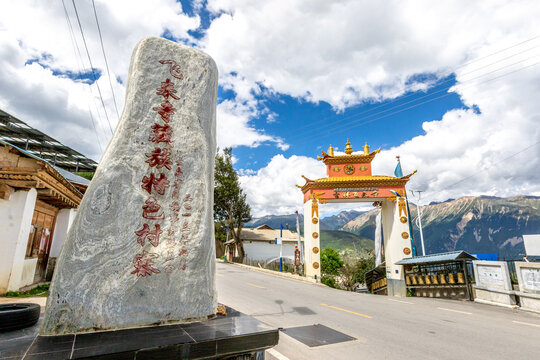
217, 259, 325, 286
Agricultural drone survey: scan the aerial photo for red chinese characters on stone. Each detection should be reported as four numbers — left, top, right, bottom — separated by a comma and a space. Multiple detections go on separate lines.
142, 197, 164, 220
179, 248, 188, 257
179, 257, 187, 271
131, 251, 160, 277
170, 201, 180, 213
156, 78, 180, 100
165, 249, 175, 263
149, 123, 172, 144
135, 224, 163, 247
184, 194, 193, 202
164, 264, 175, 274
159, 60, 184, 80
145, 148, 172, 170
153, 101, 176, 123
181, 221, 190, 232
141, 173, 170, 195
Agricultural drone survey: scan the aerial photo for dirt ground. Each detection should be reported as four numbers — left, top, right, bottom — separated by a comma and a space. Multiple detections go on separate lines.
0, 296, 47, 306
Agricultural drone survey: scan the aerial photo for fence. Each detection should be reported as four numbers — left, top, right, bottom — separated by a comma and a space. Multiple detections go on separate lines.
232, 257, 298, 274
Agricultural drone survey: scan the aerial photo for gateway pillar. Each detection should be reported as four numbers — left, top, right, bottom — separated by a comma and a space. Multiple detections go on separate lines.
381, 197, 413, 297
303, 199, 321, 280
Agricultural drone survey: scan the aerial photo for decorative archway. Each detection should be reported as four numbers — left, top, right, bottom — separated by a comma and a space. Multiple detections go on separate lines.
297, 139, 416, 297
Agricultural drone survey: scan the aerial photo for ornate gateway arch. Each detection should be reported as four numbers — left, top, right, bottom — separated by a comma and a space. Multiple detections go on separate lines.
297, 140, 416, 297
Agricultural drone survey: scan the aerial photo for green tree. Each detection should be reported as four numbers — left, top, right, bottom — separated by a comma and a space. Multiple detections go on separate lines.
339, 257, 359, 291
320, 248, 343, 276
353, 250, 376, 285
214, 148, 252, 258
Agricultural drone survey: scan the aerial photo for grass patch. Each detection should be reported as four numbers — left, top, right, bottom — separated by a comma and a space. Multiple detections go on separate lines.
4, 284, 49, 297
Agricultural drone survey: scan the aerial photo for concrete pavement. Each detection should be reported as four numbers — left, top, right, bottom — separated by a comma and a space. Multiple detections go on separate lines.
216, 261, 540, 360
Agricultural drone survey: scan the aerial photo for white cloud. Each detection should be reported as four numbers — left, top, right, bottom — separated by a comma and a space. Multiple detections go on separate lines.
239, 154, 324, 217
0, 0, 203, 159
216, 99, 288, 150
203, 0, 528, 110
202, 0, 540, 215
2, 0, 540, 219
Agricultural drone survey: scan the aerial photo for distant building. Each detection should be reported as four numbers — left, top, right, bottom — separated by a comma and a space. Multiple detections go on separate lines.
0, 110, 96, 293
227, 224, 303, 263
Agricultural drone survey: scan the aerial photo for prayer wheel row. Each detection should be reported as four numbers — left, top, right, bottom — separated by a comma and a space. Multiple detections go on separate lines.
371, 277, 387, 291
405, 273, 465, 286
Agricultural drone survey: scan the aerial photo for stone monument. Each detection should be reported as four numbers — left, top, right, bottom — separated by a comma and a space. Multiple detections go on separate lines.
41, 37, 218, 335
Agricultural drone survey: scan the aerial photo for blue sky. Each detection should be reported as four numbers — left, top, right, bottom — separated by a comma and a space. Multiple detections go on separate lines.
229, 75, 466, 171
1, 0, 539, 216
173, 1, 469, 172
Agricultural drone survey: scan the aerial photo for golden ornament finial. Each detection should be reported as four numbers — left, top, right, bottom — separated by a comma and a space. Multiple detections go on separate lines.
328, 144, 334, 157
344, 139, 353, 155
364, 142, 370, 155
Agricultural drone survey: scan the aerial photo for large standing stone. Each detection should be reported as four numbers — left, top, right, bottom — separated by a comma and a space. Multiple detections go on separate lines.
41, 37, 218, 335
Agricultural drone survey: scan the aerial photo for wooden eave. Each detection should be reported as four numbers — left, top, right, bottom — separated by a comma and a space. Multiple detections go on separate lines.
299, 170, 417, 193
0, 163, 83, 208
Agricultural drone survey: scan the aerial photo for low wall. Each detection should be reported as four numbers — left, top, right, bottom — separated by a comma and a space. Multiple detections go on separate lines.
20, 258, 38, 290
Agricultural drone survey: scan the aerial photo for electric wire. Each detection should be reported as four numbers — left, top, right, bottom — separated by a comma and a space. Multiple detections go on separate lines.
71, 0, 114, 135
297, 52, 540, 139
290, 34, 540, 134
320, 59, 540, 137
423, 139, 540, 203
61, 0, 103, 153
91, 0, 121, 120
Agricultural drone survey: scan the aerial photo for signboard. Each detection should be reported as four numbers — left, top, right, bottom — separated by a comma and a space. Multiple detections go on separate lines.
523, 235, 540, 256
521, 267, 540, 291
477, 265, 505, 287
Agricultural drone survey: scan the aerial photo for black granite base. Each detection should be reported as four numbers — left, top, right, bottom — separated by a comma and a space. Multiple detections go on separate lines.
0, 307, 278, 359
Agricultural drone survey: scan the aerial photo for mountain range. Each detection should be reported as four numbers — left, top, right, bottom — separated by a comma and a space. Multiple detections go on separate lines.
246, 195, 540, 259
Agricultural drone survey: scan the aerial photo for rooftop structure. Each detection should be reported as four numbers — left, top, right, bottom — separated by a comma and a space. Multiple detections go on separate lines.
297, 139, 416, 199
0, 109, 98, 173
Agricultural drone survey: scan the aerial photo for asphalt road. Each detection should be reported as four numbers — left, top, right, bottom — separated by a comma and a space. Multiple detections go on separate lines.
216, 261, 540, 360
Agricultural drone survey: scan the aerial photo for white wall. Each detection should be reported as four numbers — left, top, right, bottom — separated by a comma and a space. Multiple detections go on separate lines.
244, 241, 301, 262
50, 208, 77, 258
0, 189, 37, 293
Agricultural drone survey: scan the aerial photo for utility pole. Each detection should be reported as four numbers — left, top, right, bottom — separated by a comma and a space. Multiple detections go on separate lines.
278, 224, 283, 272
411, 190, 426, 256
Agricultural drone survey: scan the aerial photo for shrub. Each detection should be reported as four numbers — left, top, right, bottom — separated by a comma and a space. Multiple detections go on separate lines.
321, 275, 337, 288
321, 248, 343, 276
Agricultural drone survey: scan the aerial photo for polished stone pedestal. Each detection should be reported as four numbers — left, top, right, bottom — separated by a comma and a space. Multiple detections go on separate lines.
0, 306, 278, 359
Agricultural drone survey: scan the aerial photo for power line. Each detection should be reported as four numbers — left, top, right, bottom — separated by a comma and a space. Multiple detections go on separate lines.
66, 3, 109, 149
61, 0, 103, 153
290, 34, 540, 134
71, 0, 114, 135
422, 139, 540, 203
91, 0, 121, 120
317, 59, 540, 137
296, 52, 540, 139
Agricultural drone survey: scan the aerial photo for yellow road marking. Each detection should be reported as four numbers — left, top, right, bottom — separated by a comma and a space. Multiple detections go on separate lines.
320, 303, 372, 318
216, 274, 224, 277
513, 320, 540, 328
247, 282, 266, 289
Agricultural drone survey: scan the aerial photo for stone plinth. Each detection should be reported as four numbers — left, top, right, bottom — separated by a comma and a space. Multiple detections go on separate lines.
41, 37, 218, 335
515, 262, 540, 313
472, 260, 516, 308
